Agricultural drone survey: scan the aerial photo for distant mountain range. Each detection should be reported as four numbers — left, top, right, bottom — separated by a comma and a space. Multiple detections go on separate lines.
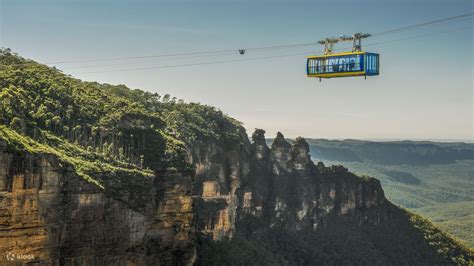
341, 138, 473, 143
299, 139, 473, 165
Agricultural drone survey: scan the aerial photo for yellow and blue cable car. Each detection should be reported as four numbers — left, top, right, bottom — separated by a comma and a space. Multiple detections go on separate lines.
307, 51, 379, 78
307, 33, 379, 80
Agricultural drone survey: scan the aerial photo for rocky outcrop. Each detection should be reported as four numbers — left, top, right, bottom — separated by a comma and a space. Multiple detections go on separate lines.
189, 135, 250, 240
237, 130, 387, 232
0, 140, 195, 265
0, 128, 388, 264
189, 129, 387, 243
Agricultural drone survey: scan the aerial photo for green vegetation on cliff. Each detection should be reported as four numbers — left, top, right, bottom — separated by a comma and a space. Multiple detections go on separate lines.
0, 48, 244, 190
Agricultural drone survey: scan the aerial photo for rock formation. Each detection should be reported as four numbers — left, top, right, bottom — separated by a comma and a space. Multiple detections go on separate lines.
0, 141, 195, 265
0, 129, 470, 265
236, 130, 386, 233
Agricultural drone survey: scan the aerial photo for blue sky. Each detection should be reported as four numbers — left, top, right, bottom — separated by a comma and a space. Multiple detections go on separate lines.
1, 0, 472, 140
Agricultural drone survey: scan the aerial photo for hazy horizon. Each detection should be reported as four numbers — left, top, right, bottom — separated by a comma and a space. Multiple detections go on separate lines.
263, 135, 474, 143
1, 0, 472, 140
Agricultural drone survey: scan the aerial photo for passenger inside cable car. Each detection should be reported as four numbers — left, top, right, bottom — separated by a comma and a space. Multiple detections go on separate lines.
307, 52, 379, 78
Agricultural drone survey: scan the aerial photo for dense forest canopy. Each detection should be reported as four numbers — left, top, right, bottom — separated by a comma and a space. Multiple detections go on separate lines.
0, 48, 245, 195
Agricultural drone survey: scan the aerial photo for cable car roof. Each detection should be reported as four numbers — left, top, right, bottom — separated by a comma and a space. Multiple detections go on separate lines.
307, 51, 366, 59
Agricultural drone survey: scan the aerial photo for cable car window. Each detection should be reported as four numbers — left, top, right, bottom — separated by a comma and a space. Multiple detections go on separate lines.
371, 55, 374, 71
307, 54, 364, 75
367, 55, 371, 72
364, 53, 379, 75
373, 55, 376, 71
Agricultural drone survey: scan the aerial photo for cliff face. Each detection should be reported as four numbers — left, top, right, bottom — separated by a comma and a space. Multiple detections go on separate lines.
4, 126, 470, 265
0, 128, 388, 265
194, 131, 472, 265
236, 131, 387, 231
0, 140, 195, 265
190, 133, 251, 240
190, 129, 387, 242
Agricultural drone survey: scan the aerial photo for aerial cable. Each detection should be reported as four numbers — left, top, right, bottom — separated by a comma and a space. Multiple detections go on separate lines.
1, 25, 471, 74
0, 13, 472, 70
0, 42, 318, 68
72, 51, 312, 74
31, 42, 317, 65
365, 25, 474, 48
54, 25, 473, 71
50, 12, 474, 65
372, 12, 473, 36
49, 50, 252, 70
67, 25, 474, 74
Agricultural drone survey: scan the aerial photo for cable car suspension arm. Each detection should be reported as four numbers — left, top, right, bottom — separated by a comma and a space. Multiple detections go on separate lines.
318, 33, 371, 54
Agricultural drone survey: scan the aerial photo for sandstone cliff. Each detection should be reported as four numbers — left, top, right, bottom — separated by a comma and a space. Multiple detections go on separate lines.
1, 127, 472, 265
192, 129, 387, 241
237, 130, 387, 230
0, 126, 389, 265
193, 132, 472, 266
0, 140, 195, 265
